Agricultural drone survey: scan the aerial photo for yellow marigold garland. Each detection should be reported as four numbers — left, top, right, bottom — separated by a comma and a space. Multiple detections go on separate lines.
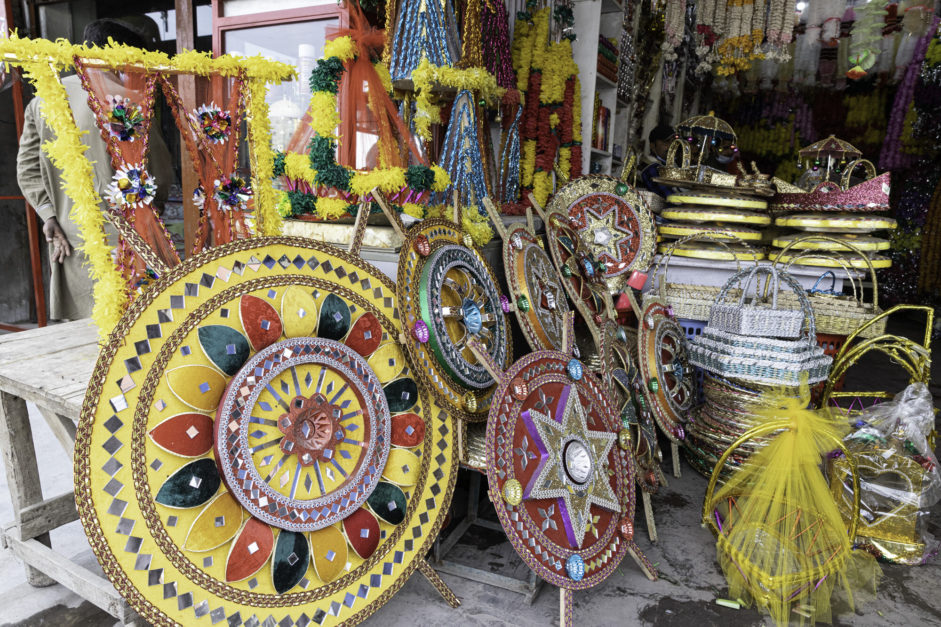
308, 91, 341, 139
323, 36, 357, 62
246, 78, 282, 236
283, 151, 317, 186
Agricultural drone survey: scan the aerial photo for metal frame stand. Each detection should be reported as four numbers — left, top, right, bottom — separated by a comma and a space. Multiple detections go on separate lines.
432, 469, 545, 604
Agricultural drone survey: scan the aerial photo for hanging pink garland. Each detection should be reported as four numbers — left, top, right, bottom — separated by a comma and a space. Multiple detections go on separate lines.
482, 0, 515, 89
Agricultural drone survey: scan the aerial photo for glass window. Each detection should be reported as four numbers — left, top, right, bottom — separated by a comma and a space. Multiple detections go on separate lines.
224, 19, 338, 150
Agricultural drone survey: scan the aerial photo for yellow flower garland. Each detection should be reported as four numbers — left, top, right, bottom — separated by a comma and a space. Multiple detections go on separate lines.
0, 36, 293, 336
410, 58, 505, 141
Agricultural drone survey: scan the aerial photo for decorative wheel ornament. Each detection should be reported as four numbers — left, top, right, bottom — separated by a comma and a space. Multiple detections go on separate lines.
600, 321, 662, 492
637, 300, 695, 442
468, 322, 656, 626
503, 225, 571, 352
549, 175, 655, 291
75, 238, 457, 626
397, 219, 511, 422
543, 209, 613, 350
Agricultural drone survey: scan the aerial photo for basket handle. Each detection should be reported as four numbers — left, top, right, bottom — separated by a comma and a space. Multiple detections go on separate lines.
809, 270, 837, 295
716, 265, 817, 338
701, 418, 861, 545
771, 235, 878, 312
782, 251, 860, 305
840, 159, 877, 189
733, 265, 781, 310
665, 138, 691, 170
650, 231, 761, 299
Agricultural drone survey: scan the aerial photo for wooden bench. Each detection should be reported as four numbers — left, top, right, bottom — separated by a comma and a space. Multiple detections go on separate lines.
0, 319, 138, 624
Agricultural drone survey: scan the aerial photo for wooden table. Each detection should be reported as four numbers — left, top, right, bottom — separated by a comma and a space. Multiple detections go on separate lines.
0, 319, 138, 624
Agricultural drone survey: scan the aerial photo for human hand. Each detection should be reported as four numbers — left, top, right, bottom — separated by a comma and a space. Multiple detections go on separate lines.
43, 217, 72, 263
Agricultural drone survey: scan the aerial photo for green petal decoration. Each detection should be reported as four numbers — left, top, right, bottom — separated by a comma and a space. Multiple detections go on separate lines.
383, 378, 418, 413
367, 481, 407, 525
318, 293, 351, 341
271, 529, 310, 594
197, 325, 251, 376
155, 458, 221, 509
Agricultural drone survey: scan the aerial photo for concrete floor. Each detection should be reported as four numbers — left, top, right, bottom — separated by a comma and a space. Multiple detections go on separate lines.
0, 313, 939, 626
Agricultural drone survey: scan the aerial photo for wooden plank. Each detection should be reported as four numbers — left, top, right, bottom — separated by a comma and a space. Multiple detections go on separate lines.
13, 491, 78, 541
4, 536, 136, 622
0, 319, 95, 349
0, 392, 54, 586
36, 407, 76, 456
175, 0, 199, 254
0, 376, 84, 421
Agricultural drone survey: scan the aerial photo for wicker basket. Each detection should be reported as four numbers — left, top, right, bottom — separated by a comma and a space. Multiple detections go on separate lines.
688, 268, 833, 386
708, 266, 805, 338
644, 232, 761, 321
771, 236, 886, 339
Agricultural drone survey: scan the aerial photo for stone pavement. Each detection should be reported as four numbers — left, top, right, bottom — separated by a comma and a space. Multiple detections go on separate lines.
0, 313, 939, 626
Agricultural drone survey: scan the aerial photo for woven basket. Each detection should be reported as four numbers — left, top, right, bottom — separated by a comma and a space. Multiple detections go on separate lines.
771, 236, 886, 338
644, 232, 761, 320
708, 266, 805, 338
688, 268, 833, 386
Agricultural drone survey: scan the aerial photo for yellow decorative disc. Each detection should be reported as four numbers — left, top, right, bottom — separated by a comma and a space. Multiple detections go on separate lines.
503, 479, 523, 506
658, 223, 763, 241
75, 237, 458, 626
618, 429, 632, 450
768, 251, 892, 269
658, 241, 766, 261
772, 232, 890, 252
662, 206, 771, 225
666, 193, 768, 210
774, 212, 898, 234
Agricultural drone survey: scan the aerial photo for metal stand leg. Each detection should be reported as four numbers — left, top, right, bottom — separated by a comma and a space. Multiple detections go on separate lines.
432, 469, 546, 604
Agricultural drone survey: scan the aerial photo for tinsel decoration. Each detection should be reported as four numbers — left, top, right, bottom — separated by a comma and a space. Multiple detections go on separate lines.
482, 0, 515, 89
192, 102, 232, 143
106, 165, 157, 209
212, 175, 253, 213
389, 0, 460, 80
107, 95, 145, 141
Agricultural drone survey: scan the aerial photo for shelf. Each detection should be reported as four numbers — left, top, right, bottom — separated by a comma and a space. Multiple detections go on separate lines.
595, 72, 617, 89
601, 0, 623, 14
590, 148, 612, 158
616, 97, 629, 109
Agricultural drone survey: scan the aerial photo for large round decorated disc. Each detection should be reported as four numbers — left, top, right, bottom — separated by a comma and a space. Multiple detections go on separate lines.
75, 238, 457, 626
485, 350, 639, 589
503, 225, 571, 352
600, 321, 662, 492
637, 299, 695, 442
549, 175, 655, 290
397, 219, 511, 422
543, 210, 613, 349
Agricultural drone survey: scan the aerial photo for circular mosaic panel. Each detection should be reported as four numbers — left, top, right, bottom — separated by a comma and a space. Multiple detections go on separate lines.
397, 219, 511, 422
543, 210, 612, 349
76, 238, 457, 626
637, 299, 695, 442
599, 321, 662, 492
503, 226, 571, 352
549, 175, 655, 289
485, 350, 637, 589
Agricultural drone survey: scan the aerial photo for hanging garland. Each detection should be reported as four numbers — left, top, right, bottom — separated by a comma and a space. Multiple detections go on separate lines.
509, 6, 582, 211
276, 36, 449, 220
410, 59, 504, 141
0, 35, 293, 336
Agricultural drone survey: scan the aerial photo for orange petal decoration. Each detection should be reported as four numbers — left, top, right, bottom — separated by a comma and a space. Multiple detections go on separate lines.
240, 294, 283, 351
344, 312, 383, 357
342, 507, 380, 559
149, 413, 214, 457
225, 518, 274, 582
390, 413, 424, 448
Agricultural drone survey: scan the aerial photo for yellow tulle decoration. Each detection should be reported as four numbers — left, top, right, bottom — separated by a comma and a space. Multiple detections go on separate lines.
402, 203, 424, 219
704, 386, 880, 626
245, 78, 281, 236
283, 151, 317, 185
308, 91, 341, 139
461, 210, 494, 247
275, 190, 293, 218
424, 204, 448, 219
349, 167, 407, 197
410, 59, 504, 141
373, 61, 393, 93
323, 36, 356, 62
430, 165, 451, 192
315, 197, 350, 220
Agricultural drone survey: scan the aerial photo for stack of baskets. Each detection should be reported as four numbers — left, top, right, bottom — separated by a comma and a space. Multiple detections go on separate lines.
684, 265, 834, 477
